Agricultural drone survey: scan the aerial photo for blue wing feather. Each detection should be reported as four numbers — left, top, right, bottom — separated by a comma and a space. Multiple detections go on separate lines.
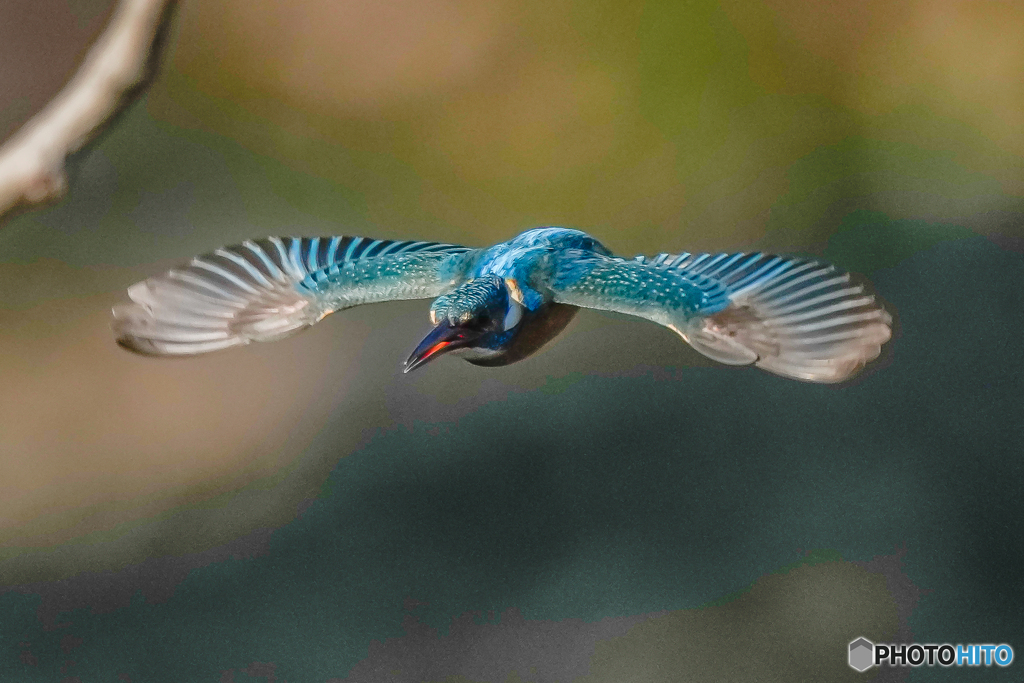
551, 248, 891, 382
113, 236, 475, 356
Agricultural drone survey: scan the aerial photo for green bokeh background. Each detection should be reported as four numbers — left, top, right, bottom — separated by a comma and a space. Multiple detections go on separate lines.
1, 0, 1022, 680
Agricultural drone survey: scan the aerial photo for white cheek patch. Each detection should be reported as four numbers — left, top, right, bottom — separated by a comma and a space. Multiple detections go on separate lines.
503, 298, 523, 330
502, 278, 525, 330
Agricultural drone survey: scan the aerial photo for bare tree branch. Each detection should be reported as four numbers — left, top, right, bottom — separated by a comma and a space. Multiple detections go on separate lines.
0, 0, 179, 223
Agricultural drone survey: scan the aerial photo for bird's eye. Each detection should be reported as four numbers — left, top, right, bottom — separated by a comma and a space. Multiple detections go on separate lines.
459, 312, 486, 329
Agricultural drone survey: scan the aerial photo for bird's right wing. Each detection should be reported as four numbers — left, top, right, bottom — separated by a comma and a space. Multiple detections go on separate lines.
113, 236, 477, 356
548, 250, 891, 383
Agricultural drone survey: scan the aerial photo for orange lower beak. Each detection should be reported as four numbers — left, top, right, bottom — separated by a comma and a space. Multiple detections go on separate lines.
403, 320, 484, 373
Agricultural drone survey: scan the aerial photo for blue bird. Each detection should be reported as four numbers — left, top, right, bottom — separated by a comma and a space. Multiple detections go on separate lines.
112, 227, 892, 382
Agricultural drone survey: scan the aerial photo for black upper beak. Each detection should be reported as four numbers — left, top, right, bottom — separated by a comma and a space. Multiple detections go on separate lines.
403, 320, 485, 373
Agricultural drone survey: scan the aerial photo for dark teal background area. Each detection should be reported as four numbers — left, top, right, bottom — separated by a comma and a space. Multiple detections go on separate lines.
2, 0, 1024, 676
2, 156, 1022, 679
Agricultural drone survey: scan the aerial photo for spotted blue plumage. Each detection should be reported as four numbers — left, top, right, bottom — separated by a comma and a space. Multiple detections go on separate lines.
113, 236, 475, 356
114, 227, 891, 382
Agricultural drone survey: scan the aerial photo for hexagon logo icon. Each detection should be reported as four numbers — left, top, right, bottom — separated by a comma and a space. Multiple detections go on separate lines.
849, 637, 874, 672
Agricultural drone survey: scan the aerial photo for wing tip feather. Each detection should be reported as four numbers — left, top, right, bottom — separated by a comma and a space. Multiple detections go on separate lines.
680, 254, 893, 383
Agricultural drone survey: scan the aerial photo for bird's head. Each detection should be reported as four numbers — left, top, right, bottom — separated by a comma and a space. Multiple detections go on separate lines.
404, 275, 526, 372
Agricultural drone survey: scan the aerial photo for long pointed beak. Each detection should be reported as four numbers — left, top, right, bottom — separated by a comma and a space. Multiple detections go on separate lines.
403, 320, 484, 373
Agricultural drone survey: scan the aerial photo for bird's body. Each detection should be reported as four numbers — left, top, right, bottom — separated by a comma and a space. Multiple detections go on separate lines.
113, 227, 892, 382
419, 228, 601, 366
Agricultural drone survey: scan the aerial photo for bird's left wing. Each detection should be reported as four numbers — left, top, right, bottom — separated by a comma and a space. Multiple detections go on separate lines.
548, 250, 891, 382
547, 250, 730, 322
113, 236, 477, 356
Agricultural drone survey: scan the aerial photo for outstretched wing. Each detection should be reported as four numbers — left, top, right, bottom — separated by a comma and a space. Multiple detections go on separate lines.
549, 250, 891, 383
113, 236, 477, 356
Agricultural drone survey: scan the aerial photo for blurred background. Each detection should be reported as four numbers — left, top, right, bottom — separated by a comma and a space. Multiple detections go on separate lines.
1, 0, 1022, 680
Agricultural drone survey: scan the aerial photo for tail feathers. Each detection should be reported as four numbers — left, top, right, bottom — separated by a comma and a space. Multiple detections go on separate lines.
678, 254, 892, 382
113, 238, 329, 356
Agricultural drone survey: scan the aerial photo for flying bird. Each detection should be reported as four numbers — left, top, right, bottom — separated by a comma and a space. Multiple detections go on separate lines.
112, 227, 892, 382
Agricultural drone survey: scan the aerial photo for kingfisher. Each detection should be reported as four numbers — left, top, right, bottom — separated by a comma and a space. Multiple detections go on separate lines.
112, 227, 892, 382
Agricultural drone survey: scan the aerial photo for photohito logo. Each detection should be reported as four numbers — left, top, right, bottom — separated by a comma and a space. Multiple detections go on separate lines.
848, 637, 1014, 671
